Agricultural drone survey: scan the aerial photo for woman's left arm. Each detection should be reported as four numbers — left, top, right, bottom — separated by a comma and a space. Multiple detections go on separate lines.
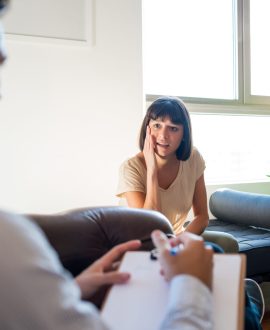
185, 174, 209, 235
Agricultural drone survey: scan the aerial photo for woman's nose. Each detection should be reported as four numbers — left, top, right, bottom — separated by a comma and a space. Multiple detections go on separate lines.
159, 127, 168, 139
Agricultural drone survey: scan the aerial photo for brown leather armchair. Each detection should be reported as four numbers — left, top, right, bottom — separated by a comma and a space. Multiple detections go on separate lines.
26, 206, 174, 307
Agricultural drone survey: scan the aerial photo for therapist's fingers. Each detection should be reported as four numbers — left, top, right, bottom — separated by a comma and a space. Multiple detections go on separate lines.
169, 231, 203, 248
151, 230, 172, 251
97, 240, 141, 271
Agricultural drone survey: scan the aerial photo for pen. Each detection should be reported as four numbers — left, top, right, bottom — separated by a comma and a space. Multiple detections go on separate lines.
151, 240, 214, 260
141, 233, 174, 244
150, 245, 182, 260
169, 246, 181, 256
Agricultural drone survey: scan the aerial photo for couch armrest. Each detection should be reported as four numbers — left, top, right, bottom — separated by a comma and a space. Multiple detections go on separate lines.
209, 188, 270, 229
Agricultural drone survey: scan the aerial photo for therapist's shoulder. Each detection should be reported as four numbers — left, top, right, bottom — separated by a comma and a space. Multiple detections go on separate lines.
0, 210, 34, 237
0, 209, 53, 261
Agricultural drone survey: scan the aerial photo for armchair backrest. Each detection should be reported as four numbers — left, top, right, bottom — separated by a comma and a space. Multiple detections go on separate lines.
26, 206, 174, 276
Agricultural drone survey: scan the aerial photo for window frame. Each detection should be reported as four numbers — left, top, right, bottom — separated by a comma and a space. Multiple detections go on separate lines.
145, 0, 270, 113
243, 0, 270, 105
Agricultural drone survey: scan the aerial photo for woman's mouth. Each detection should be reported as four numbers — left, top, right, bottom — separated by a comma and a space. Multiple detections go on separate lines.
156, 142, 169, 148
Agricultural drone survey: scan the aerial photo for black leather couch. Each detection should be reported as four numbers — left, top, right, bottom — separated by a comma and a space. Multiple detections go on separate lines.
27, 206, 174, 307
207, 189, 270, 282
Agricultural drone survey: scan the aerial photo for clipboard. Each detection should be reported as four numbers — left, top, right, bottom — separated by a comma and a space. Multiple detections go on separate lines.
101, 251, 246, 330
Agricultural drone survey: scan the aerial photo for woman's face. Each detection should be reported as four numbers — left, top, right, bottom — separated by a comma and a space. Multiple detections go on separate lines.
149, 116, 184, 159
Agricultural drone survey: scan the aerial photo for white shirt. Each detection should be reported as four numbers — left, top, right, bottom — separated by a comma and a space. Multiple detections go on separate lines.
0, 210, 212, 330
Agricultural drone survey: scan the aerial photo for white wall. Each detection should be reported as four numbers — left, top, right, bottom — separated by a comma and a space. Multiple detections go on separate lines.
0, 0, 144, 213
1, 0, 269, 215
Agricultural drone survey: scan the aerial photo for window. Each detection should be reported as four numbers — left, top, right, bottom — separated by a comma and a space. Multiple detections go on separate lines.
143, 0, 270, 183
142, 0, 270, 106
248, 0, 270, 102
191, 113, 270, 183
143, 0, 236, 100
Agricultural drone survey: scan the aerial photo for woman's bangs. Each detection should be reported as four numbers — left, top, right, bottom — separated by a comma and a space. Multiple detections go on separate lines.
150, 103, 184, 125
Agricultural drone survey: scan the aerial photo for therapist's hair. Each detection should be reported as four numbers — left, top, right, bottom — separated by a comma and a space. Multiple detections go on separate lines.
139, 96, 193, 161
0, 0, 9, 12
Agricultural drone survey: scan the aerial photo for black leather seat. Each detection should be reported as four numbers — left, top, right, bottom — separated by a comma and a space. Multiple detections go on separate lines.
207, 189, 270, 282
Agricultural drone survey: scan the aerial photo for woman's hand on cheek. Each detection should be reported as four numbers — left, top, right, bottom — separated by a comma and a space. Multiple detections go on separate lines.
143, 126, 157, 172
149, 126, 157, 151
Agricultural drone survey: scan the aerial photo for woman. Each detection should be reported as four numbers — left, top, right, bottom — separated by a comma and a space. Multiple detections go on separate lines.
117, 96, 238, 252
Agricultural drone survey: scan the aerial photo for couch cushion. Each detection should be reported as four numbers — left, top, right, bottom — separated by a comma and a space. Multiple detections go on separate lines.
207, 219, 270, 280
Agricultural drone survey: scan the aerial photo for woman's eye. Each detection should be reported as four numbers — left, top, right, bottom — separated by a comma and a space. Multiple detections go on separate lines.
170, 127, 178, 132
153, 123, 160, 129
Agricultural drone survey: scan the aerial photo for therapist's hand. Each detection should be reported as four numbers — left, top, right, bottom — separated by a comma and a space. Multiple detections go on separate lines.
151, 230, 213, 290
75, 240, 141, 299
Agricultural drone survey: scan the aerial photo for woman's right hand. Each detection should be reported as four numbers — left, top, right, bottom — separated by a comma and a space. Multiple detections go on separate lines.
143, 125, 157, 173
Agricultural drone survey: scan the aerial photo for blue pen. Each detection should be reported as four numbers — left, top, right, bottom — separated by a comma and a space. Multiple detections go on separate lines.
169, 246, 180, 256
170, 242, 217, 256
150, 245, 182, 260
170, 245, 181, 256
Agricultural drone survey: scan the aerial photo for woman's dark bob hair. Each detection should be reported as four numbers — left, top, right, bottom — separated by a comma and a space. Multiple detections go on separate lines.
139, 96, 193, 161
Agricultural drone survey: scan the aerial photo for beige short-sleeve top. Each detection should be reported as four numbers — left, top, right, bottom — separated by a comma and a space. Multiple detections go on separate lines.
116, 147, 205, 234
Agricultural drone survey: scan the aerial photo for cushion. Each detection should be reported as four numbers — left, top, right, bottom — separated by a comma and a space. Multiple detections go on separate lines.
207, 219, 270, 279
209, 188, 270, 229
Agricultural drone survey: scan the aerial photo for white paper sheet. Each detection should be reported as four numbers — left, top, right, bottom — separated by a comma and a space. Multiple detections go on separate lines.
101, 251, 245, 330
